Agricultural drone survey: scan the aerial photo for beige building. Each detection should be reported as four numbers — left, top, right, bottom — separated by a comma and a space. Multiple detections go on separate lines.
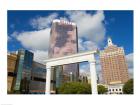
100, 38, 129, 85
107, 84, 124, 94
7, 53, 17, 93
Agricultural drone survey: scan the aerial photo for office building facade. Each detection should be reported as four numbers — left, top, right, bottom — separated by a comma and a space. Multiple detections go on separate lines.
30, 61, 46, 94
48, 19, 79, 91
7, 49, 46, 94
14, 49, 33, 93
100, 38, 129, 85
7, 53, 17, 93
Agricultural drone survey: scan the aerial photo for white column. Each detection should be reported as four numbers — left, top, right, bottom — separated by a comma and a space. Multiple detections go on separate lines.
46, 66, 51, 94
89, 60, 98, 94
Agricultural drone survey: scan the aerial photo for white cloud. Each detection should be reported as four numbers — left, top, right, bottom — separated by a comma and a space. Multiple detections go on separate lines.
10, 13, 58, 64
30, 13, 58, 30
83, 41, 98, 51
32, 50, 48, 64
11, 13, 58, 51
11, 31, 19, 37
66, 11, 106, 45
12, 11, 106, 52
14, 28, 50, 50
10, 11, 106, 66
78, 38, 98, 52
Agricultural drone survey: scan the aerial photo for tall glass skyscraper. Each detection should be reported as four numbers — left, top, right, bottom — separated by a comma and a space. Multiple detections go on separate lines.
48, 19, 79, 91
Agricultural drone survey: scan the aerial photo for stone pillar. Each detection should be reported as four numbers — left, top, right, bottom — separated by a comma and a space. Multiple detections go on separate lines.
89, 60, 98, 94
46, 66, 51, 94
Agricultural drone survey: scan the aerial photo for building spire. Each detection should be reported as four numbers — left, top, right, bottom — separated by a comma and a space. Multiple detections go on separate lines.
108, 37, 113, 46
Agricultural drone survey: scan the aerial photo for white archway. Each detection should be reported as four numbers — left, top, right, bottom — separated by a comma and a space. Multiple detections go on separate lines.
45, 50, 98, 94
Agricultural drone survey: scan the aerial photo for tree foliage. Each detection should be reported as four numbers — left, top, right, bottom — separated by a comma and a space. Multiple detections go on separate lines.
57, 82, 91, 94
123, 79, 133, 94
97, 85, 108, 94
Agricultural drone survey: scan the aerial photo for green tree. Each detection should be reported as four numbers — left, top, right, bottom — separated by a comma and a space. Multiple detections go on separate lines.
97, 85, 108, 94
57, 82, 91, 94
123, 79, 133, 94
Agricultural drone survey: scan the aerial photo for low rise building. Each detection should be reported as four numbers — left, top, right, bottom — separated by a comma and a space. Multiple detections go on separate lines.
107, 84, 124, 94
7, 50, 46, 94
29, 61, 46, 94
7, 53, 17, 93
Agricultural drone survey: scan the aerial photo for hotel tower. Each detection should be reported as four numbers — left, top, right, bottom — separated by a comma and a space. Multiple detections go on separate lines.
100, 38, 129, 85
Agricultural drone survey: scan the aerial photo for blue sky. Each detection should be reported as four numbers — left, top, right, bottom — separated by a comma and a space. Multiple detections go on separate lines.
8, 10, 133, 54
8, 10, 133, 79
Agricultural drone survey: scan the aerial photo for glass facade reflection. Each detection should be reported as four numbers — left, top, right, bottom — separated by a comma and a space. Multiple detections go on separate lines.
30, 61, 46, 94
48, 19, 79, 91
14, 49, 33, 92
8, 50, 46, 94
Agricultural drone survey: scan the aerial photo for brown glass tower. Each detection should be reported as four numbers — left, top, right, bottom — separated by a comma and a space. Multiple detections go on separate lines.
48, 19, 79, 92
100, 38, 129, 85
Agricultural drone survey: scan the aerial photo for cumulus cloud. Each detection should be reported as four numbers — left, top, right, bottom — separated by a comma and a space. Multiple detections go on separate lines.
10, 13, 58, 62
11, 10, 106, 51
10, 11, 106, 65
78, 38, 98, 52
30, 13, 58, 30
11, 31, 19, 37
32, 50, 48, 64
66, 10, 106, 45
10, 13, 58, 51
13, 28, 50, 50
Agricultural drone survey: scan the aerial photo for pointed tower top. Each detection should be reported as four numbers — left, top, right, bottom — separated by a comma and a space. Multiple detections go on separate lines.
108, 37, 113, 46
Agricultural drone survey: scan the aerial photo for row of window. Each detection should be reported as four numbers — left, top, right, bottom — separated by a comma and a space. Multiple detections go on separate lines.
109, 88, 122, 92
